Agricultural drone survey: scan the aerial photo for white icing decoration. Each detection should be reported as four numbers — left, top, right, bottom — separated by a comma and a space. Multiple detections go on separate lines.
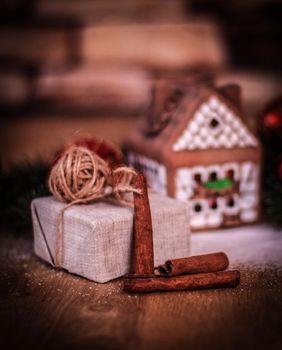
189, 120, 199, 134
241, 208, 257, 222
218, 104, 226, 115
199, 127, 208, 138
238, 139, 245, 147
193, 135, 203, 148
230, 133, 238, 145
207, 213, 223, 227
201, 103, 211, 115
240, 193, 258, 209
191, 216, 206, 228
194, 112, 205, 124
172, 95, 258, 152
127, 153, 167, 195
184, 130, 192, 142
224, 124, 232, 135
225, 112, 233, 122
209, 96, 220, 110
172, 143, 181, 152
187, 140, 195, 150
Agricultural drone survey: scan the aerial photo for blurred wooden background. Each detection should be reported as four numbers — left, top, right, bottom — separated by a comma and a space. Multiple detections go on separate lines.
0, 0, 281, 168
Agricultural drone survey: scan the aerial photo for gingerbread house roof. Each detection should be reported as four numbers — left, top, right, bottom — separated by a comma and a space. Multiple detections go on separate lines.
127, 84, 260, 165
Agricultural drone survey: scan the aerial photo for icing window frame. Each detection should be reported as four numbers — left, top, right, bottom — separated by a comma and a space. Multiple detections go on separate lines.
191, 166, 208, 187
224, 194, 239, 215
221, 163, 239, 181
191, 199, 207, 215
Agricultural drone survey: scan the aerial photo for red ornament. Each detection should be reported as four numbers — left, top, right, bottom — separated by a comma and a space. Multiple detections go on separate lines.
263, 112, 282, 131
73, 138, 123, 167
51, 137, 123, 169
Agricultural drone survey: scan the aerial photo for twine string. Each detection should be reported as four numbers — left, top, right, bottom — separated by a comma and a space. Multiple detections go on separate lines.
48, 145, 140, 267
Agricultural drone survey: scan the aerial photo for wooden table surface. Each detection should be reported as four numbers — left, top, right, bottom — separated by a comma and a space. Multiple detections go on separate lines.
1, 225, 282, 350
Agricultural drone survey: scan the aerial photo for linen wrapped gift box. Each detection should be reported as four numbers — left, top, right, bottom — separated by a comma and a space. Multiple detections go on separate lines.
32, 193, 190, 283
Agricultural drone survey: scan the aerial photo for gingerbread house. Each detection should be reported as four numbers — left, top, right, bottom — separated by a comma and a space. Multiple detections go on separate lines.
127, 81, 261, 231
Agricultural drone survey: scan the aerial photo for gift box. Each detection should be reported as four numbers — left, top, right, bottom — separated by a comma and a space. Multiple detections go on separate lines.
31, 193, 190, 283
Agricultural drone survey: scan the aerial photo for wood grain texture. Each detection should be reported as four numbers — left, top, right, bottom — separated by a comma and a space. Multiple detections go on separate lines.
35, 0, 186, 25
0, 233, 282, 350
0, 26, 76, 67
82, 22, 226, 70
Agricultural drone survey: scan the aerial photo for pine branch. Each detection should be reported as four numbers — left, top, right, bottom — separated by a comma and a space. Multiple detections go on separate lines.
0, 160, 50, 233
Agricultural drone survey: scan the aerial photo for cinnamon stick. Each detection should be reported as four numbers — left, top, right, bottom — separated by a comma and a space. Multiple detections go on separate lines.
124, 270, 240, 293
131, 173, 154, 276
156, 252, 229, 276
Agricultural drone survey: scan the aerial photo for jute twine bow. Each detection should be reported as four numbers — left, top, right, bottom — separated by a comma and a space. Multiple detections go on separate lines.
48, 145, 140, 266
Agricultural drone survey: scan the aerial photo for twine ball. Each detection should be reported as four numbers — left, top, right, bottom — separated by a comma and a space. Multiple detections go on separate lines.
48, 144, 138, 205
49, 145, 112, 204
